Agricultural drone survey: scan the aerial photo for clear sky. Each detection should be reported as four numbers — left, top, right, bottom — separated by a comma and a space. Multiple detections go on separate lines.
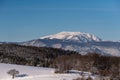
0, 0, 120, 42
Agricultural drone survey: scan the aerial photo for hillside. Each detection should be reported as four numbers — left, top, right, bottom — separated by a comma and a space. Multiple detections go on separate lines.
0, 43, 120, 79
0, 43, 78, 66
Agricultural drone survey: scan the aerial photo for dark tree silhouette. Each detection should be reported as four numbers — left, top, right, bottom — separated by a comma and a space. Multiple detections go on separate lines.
7, 69, 19, 79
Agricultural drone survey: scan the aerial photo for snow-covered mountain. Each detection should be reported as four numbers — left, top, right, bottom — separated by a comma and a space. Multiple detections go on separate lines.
21, 31, 120, 56
40, 31, 102, 42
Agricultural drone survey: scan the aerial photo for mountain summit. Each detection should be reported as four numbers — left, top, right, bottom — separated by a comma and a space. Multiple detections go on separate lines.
40, 31, 102, 42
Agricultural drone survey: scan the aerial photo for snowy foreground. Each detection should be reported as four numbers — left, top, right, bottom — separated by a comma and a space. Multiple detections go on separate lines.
0, 63, 96, 80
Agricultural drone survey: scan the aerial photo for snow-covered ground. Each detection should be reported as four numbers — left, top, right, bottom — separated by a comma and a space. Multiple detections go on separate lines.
0, 63, 96, 80
0, 63, 99, 80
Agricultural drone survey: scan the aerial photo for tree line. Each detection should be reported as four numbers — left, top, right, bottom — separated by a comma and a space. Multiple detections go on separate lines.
53, 53, 120, 79
0, 43, 77, 66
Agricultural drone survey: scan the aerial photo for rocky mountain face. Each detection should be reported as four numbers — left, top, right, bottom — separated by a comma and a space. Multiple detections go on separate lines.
20, 32, 120, 56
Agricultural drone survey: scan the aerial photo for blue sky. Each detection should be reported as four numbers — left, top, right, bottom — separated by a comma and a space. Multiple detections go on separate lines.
0, 0, 120, 42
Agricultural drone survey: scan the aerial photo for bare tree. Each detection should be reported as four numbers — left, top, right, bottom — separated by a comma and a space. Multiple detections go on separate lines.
7, 69, 19, 79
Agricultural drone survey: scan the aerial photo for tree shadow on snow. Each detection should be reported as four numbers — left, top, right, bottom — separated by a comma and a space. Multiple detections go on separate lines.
16, 74, 28, 77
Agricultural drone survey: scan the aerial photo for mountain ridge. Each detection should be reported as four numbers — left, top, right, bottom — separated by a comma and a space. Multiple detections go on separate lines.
20, 31, 120, 56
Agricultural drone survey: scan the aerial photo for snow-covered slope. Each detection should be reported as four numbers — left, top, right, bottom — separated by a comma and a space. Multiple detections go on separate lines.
40, 31, 102, 42
20, 32, 120, 56
0, 63, 54, 80
0, 63, 95, 80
